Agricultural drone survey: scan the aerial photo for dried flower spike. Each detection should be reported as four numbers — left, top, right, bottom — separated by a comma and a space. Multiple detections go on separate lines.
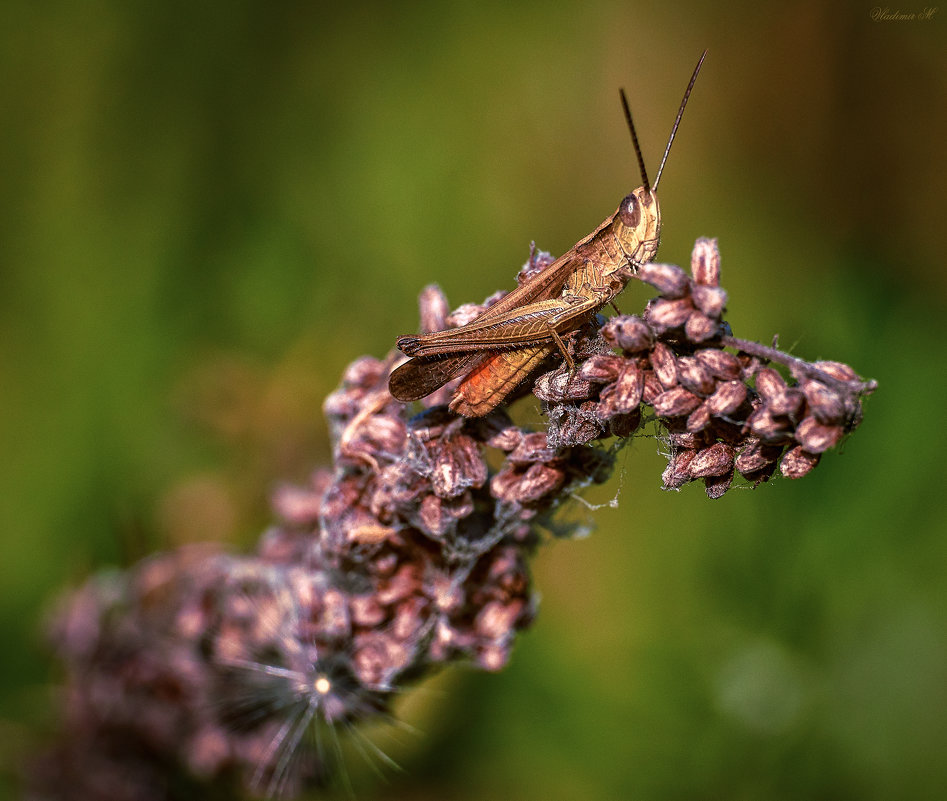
30, 238, 875, 800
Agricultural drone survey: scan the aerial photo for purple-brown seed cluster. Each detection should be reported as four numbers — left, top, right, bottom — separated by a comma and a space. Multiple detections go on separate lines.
533, 238, 876, 498
28, 239, 875, 799
29, 318, 617, 799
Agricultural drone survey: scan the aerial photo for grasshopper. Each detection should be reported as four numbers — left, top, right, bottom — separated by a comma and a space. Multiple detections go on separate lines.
389, 51, 706, 417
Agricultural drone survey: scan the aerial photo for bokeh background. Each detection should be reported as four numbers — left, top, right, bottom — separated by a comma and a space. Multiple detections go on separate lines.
1, 1, 945, 799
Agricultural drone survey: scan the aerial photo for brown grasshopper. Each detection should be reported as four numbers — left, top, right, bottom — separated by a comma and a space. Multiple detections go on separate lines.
389, 51, 706, 417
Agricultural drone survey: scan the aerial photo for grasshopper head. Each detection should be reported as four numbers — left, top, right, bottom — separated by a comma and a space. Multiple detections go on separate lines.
615, 185, 661, 266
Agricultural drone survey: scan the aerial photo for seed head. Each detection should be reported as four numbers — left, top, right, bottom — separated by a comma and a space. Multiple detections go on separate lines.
31, 236, 876, 799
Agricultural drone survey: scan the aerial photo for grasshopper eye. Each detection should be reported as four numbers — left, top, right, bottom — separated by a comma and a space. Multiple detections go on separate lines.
620, 193, 641, 227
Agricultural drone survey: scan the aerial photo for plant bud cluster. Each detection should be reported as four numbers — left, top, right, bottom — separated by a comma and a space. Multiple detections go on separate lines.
534, 238, 875, 498
29, 312, 613, 800
29, 239, 874, 799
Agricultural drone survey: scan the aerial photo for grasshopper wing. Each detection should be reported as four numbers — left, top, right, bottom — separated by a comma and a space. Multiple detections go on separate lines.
449, 344, 554, 417
388, 351, 486, 402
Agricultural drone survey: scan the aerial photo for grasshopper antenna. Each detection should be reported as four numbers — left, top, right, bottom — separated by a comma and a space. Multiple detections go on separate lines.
619, 88, 651, 194
653, 49, 707, 192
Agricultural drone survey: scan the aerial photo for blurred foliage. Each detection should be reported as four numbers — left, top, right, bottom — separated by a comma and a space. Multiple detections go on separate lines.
1, 0, 945, 799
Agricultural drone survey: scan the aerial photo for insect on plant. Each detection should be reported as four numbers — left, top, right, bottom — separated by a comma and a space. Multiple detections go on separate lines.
388, 51, 707, 417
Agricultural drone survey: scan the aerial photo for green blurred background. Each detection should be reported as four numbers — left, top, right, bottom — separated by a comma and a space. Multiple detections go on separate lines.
1, 1, 945, 799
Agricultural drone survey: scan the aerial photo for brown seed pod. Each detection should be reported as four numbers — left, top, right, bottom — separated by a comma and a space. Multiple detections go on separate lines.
690, 284, 728, 319
691, 237, 721, 286
642, 370, 664, 404
704, 469, 734, 499
669, 430, 702, 450
636, 262, 690, 298
533, 368, 595, 403
705, 380, 748, 417
755, 367, 787, 402
652, 386, 703, 417
602, 314, 654, 353
547, 401, 605, 447
689, 442, 736, 477
646, 297, 694, 332
780, 446, 821, 478
696, 348, 743, 381
794, 416, 844, 453
605, 361, 645, 415
801, 380, 846, 425
812, 360, 859, 382
430, 434, 487, 498
685, 403, 712, 433
768, 387, 806, 418
735, 439, 785, 475
577, 353, 625, 383
650, 342, 679, 389
684, 311, 720, 343
507, 432, 556, 466
418, 284, 451, 334
746, 406, 795, 444
662, 448, 698, 489
491, 463, 566, 503
676, 356, 716, 395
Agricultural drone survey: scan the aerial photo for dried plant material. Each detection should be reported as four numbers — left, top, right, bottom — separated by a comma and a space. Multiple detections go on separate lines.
523, 239, 875, 498
637, 261, 690, 297
28, 43, 877, 795
30, 236, 875, 800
